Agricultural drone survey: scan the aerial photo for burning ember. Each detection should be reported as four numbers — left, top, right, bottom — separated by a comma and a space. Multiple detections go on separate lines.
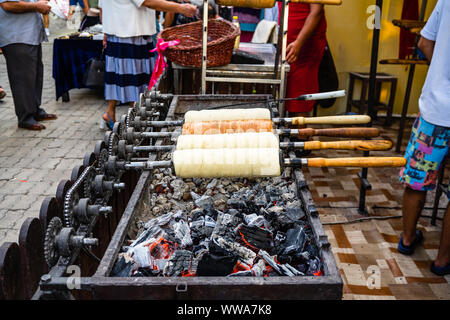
112, 153, 323, 278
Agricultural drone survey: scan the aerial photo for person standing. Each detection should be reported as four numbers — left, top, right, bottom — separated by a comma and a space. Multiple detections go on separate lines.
278, 2, 327, 118
0, 0, 57, 130
398, 0, 450, 276
98, 0, 197, 129
79, 0, 101, 30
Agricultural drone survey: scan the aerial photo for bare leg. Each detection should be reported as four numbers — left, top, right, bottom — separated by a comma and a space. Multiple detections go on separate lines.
106, 100, 117, 122
43, 14, 49, 29
435, 204, 450, 267
401, 187, 427, 246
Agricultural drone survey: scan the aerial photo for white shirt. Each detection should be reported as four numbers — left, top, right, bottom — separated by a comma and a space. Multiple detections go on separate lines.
418, 0, 450, 127
98, 0, 156, 38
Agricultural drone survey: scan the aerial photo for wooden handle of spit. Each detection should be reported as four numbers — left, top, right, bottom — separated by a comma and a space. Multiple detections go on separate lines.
307, 157, 406, 168
303, 140, 393, 151
292, 115, 371, 126
290, 0, 342, 5
297, 127, 380, 139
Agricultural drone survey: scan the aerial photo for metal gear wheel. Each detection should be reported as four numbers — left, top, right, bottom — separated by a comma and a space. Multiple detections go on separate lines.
44, 216, 63, 268
108, 132, 119, 157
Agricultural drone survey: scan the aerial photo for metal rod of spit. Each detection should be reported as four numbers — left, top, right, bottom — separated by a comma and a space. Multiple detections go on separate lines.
122, 139, 393, 157
135, 90, 362, 127
125, 126, 381, 145
119, 155, 406, 174
133, 145, 175, 152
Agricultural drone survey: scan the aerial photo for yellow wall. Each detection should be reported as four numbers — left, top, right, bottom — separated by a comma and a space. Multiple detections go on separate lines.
318, 0, 437, 116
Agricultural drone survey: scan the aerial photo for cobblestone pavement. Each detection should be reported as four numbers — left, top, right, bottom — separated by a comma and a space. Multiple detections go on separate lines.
0, 17, 128, 244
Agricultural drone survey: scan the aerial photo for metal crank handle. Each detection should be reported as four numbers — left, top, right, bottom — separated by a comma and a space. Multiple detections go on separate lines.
296, 90, 346, 101
284, 157, 407, 168
280, 140, 393, 151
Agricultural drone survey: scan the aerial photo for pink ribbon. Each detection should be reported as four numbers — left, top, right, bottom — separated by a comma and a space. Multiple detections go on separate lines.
148, 38, 181, 90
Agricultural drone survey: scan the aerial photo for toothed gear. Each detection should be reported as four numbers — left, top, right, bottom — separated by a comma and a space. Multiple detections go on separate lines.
126, 108, 136, 129
96, 147, 109, 176
108, 132, 119, 156
44, 216, 63, 267
113, 121, 124, 140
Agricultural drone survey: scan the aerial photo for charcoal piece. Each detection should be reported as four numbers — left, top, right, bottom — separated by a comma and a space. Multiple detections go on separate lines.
192, 178, 203, 186
254, 193, 268, 207
282, 192, 296, 202
227, 259, 266, 277
196, 239, 237, 276
130, 224, 164, 248
190, 215, 216, 240
237, 224, 273, 250
305, 243, 319, 258
307, 257, 323, 276
173, 220, 193, 248
267, 186, 282, 202
206, 179, 218, 189
282, 226, 307, 256
129, 244, 153, 268
195, 194, 213, 209
231, 49, 264, 65
164, 250, 193, 277
274, 231, 286, 248
244, 214, 270, 230
259, 250, 301, 277
191, 208, 206, 221
111, 254, 138, 277
277, 207, 306, 230
211, 212, 242, 241
215, 236, 256, 266
227, 198, 247, 210
190, 191, 201, 201
132, 267, 154, 277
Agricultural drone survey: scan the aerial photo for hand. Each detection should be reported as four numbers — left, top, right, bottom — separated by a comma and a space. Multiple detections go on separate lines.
36, 1, 51, 14
103, 34, 107, 48
286, 41, 301, 64
179, 3, 197, 18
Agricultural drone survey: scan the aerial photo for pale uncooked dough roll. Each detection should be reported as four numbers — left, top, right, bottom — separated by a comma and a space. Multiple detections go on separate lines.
182, 119, 273, 135
176, 132, 280, 150
173, 148, 281, 178
184, 108, 271, 123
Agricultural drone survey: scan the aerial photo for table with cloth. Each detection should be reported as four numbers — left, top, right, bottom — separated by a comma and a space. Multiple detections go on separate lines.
52, 37, 103, 101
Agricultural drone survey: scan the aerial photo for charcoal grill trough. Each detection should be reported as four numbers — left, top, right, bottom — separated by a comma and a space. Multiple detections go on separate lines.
32, 94, 345, 300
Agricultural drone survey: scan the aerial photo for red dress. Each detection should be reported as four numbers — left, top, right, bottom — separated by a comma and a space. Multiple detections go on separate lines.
278, 3, 327, 113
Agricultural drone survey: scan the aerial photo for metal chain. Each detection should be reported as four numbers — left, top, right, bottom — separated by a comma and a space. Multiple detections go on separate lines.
63, 165, 95, 227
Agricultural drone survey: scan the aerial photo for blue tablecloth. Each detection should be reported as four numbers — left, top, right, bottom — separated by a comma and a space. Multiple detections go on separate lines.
52, 38, 103, 101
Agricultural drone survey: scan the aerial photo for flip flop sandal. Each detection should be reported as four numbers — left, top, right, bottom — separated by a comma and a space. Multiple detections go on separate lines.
102, 113, 114, 130
430, 261, 450, 276
397, 229, 424, 255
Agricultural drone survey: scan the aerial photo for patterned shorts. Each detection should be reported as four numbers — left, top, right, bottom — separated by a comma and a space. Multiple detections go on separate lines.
399, 116, 450, 196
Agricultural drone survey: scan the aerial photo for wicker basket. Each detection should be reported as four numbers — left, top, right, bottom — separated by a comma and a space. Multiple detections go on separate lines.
157, 19, 240, 67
